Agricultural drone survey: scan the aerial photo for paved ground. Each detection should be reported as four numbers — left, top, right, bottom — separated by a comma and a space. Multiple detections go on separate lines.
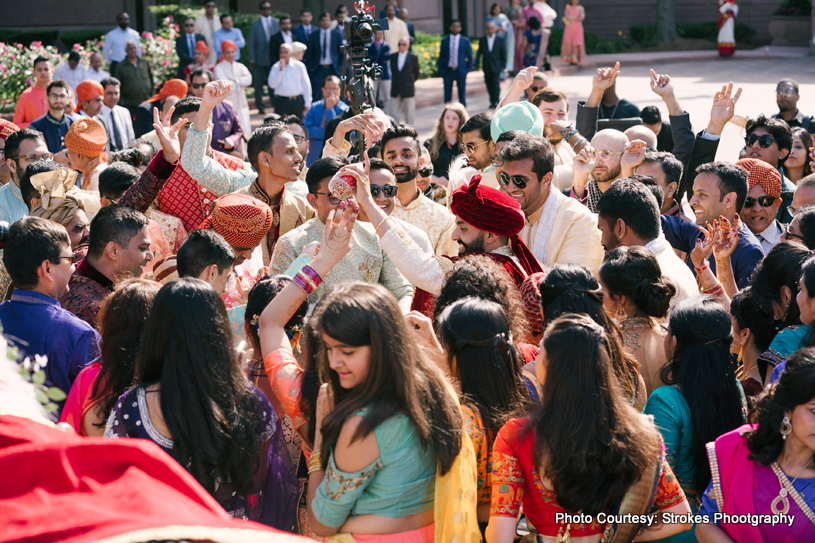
250, 46, 815, 163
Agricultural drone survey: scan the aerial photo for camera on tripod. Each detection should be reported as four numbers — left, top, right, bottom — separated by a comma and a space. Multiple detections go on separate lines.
341, 1, 389, 115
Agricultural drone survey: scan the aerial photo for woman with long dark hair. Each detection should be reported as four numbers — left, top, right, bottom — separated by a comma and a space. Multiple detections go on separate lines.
104, 278, 297, 530
730, 287, 778, 399
436, 297, 532, 526
644, 296, 746, 536
782, 204, 815, 249
599, 246, 677, 395
783, 127, 813, 184
486, 314, 692, 542
751, 242, 811, 379
697, 349, 815, 542
60, 278, 160, 436
539, 263, 647, 410
770, 254, 815, 382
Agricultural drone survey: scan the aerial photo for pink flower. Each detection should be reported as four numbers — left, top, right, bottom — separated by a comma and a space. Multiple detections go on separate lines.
162, 60, 168, 66
26, 78, 33, 85
73, 43, 81, 50
165, 48, 171, 54
167, 15, 173, 20
9, 54, 16, 60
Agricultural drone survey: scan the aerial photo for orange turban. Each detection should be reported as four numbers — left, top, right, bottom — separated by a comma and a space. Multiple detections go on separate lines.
148, 79, 189, 103
195, 40, 209, 54
220, 40, 237, 52
736, 158, 782, 199
199, 194, 273, 249
74, 80, 104, 113
64, 117, 107, 158
0, 119, 20, 141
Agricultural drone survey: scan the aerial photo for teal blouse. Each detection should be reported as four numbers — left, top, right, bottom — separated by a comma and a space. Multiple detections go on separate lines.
311, 411, 436, 528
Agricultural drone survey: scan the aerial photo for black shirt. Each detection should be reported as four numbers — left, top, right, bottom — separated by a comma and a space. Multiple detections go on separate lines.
598, 98, 640, 120
656, 122, 674, 153
424, 139, 462, 179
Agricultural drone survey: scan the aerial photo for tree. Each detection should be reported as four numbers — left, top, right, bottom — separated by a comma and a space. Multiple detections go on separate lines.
657, 0, 679, 42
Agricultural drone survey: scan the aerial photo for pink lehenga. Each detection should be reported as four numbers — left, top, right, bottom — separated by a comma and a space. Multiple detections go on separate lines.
560, 4, 586, 66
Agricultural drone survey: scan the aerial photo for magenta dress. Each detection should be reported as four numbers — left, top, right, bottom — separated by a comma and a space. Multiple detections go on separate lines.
560, 4, 586, 65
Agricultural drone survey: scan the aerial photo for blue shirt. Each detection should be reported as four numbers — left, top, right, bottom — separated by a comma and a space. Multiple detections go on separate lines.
0, 289, 101, 413
29, 112, 75, 153
661, 214, 764, 290
0, 181, 28, 225
303, 99, 349, 165
213, 28, 247, 61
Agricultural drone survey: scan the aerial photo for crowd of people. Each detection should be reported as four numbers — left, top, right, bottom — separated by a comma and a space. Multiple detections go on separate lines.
2, 1, 815, 543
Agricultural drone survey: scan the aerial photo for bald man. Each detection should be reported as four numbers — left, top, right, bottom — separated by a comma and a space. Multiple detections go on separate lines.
624, 125, 658, 151
268, 42, 312, 119
570, 129, 627, 213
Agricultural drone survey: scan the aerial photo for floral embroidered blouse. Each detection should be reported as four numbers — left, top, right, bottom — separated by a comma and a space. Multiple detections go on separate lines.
462, 401, 496, 508
490, 418, 687, 538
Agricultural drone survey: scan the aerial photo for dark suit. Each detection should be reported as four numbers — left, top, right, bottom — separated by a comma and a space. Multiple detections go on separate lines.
175, 33, 206, 79
405, 21, 415, 47
438, 34, 473, 106
307, 28, 344, 102
249, 17, 278, 112
269, 31, 295, 67
293, 24, 314, 45
475, 34, 506, 107
389, 51, 419, 124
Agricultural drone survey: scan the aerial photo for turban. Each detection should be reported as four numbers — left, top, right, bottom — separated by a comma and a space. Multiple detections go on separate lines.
0, 119, 20, 141
148, 78, 189, 103
520, 271, 546, 336
736, 158, 782, 199
74, 80, 104, 113
152, 254, 179, 285
65, 117, 107, 159
28, 168, 85, 227
491, 102, 544, 142
199, 193, 273, 249
221, 39, 237, 52
451, 174, 543, 276
195, 40, 209, 54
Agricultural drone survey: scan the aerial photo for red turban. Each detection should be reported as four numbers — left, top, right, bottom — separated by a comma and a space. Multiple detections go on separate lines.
736, 158, 782, 199
148, 78, 189, 103
220, 39, 237, 52
199, 193, 274, 249
195, 40, 209, 54
450, 174, 543, 276
64, 117, 107, 158
520, 271, 546, 336
74, 80, 104, 113
0, 119, 19, 141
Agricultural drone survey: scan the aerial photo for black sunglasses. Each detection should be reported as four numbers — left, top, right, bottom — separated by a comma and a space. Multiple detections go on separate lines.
499, 171, 528, 189
743, 195, 777, 208
370, 184, 398, 198
745, 134, 776, 149
49, 254, 76, 265
312, 191, 344, 205
191, 83, 207, 89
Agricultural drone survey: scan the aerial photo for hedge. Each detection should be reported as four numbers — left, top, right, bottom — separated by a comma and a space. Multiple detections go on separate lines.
60, 30, 107, 49
0, 30, 59, 47
630, 22, 757, 45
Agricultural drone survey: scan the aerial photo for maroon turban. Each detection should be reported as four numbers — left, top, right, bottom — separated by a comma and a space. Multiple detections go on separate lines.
450, 174, 543, 276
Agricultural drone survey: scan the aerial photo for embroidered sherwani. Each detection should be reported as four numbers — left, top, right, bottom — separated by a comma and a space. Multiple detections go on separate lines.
391, 189, 458, 258
271, 219, 414, 313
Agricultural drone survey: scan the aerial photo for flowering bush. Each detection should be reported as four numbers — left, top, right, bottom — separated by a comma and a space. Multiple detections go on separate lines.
0, 41, 61, 110
141, 16, 180, 85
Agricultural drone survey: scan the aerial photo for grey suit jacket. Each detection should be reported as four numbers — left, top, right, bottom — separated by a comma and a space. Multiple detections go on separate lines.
249, 17, 279, 66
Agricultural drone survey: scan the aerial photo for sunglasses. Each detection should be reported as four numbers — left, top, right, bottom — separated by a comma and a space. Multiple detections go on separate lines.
370, 184, 398, 198
184, 23, 195, 27
745, 134, 776, 148
743, 195, 777, 208
529, 86, 542, 92
499, 171, 529, 189
191, 83, 207, 89
419, 167, 433, 177
463, 140, 489, 153
784, 222, 804, 242
49, 254, 76, 265
312, 191, 344, 205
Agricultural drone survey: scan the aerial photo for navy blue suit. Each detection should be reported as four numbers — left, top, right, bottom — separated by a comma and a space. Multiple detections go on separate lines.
307, 28, 344, 102
293, 24, 314, 45
438, 34, 473, 106
175, 33, 206, 79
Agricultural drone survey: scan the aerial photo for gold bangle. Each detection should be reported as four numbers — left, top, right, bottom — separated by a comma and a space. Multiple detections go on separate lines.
374, 216, 391, 236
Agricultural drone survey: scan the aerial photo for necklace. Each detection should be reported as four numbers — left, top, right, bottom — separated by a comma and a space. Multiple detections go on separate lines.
770, 455, 815, 524
600, 100, 620, 119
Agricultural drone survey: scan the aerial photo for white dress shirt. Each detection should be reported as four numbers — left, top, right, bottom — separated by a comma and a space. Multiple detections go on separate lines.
84, 67, 111, 83
103, 27, 142, 62
397, 50, 408, 71
754, 220, 784, 255
281, 31, 293, 44
268, 58, 313, 109
53, 63, 86, 91
487, 34, 495, 52
101, 104, 135, 149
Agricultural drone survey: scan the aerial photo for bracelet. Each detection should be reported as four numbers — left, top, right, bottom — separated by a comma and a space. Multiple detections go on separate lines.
292, 272, 315, 295
701, 282, 725, 298
301, 265, 323, 288
562, 129, 579, 142
694, 262, 710, 273
308, 451, 323, 474
570, 137, 587, 149
374, 216, 392, 236
559, 124, 574, 138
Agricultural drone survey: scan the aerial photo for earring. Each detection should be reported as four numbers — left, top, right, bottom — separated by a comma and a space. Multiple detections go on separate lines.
780, 416, 792, 440
614, 304, 628, 324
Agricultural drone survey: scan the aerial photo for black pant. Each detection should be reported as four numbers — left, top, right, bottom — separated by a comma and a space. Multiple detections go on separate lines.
253, 65, 272, 112
484, 68, 501, 107
273, 95, 305, 119
442, 68, 467, 107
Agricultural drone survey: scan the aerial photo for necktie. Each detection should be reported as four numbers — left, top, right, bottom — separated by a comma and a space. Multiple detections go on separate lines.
450, 36, 457, 68
264, 18, 269, 39
109, 110, 123, 151
323, 31, 328, 63
189, 34, 194, 56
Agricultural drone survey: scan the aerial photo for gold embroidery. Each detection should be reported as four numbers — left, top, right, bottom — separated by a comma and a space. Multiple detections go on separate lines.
435, 256, 455, 274
324, 460, 383, 500
706, 442, 723, 513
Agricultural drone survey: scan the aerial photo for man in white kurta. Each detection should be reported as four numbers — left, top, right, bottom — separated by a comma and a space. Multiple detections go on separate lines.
214, 45, 253, 138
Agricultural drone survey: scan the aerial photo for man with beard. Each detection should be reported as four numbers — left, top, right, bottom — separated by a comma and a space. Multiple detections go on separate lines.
498, 133, 603, 273
571, 128, 627, 213
596, 177, 697, 307
459, 112, 498, 188
380, 125, 458, 257
772, 79, 812, 131
737, 158, 784, 255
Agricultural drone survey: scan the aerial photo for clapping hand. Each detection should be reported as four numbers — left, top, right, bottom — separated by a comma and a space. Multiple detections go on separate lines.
152, 105, 186, 164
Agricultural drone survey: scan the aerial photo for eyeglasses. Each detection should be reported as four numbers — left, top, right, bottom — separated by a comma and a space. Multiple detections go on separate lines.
745, 134, 776, 148
291, 134, 307, 144
788, 205, 800, 219
191, 83, 207, 89
311, 191, 344, 205
184, 23, 195, 27
743, 195, 777, 208
491, 157, 504, 167
49, 254, 76, 265
370, 184, 398, 198
777, 88, 796, 96
48, 93, 68, 100
0, 149, 4, 159
784, 222, 805, 242
499, 171, 529, 189
16, 152, 54, 163
597, 150, 624, 161
463, 140, 489, 153
529, 86, 542, 93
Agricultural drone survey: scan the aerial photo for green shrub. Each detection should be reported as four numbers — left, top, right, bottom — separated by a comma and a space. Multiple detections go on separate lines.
548, 28, 563, 55
414, 30, 441, 47
676, 22, 755, 42
630, 24, 658, 47
60, 30, 106, 49
775, 0, 812, 17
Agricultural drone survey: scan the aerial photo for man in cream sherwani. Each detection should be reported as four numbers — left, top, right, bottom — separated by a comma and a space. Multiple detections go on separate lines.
498, 133, 604, 274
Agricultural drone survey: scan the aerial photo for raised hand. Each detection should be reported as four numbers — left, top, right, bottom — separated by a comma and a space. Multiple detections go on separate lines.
713, 215, 740, 260
593, 62, 621, 92
572, 145, 597, 185
152, 105, 186, 164
708, 82, 742, 134
333, 112, 381, 149
547, 119, 571, 140
318, 201, 358, 267
620, 139, 647, 177
649, 69, 674, 97
512, 66, 538, 92
691, 221, 716, 269
202, 80, 231, 109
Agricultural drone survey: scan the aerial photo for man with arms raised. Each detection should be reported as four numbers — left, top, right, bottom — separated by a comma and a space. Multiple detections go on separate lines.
571, 128, 627, 213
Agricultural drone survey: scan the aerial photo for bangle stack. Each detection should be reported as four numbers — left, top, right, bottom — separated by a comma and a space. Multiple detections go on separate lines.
702, 282, 725, 298
571, 137, 587, 149
293, 265, 323, 295
694, 262, 711, 274
562, 129, 579, 142
308, 450, 323, 474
